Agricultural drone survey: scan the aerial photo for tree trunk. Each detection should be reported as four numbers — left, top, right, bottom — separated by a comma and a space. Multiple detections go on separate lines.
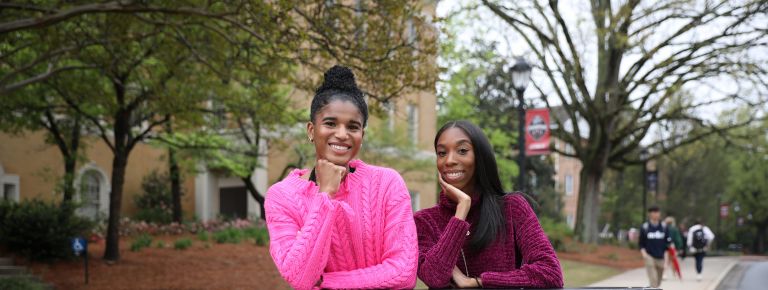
757, 221, 767, 254
576, 163, 607, 244
167, 118, 182, 223
103, 111, 130, 262
104, 150, 127, 261
62, 116, 81, 203
169, 146, 182, 223
242, 175, 266, 221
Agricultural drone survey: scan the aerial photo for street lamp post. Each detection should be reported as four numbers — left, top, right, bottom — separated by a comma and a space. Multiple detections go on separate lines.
640, 148, 649, 222
510, 57, 532, 193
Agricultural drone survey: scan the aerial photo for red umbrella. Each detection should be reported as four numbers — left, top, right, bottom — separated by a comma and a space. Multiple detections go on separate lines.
667, 246, 682, 279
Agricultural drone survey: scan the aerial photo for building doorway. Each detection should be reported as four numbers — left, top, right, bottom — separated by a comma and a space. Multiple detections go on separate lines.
219, 186, 247, 219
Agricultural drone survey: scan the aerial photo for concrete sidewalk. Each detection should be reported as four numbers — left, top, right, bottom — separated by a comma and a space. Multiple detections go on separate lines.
590, 256, 739, 290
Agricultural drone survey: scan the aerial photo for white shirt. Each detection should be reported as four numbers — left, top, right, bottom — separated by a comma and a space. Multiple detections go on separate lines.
686, 224, 715, 252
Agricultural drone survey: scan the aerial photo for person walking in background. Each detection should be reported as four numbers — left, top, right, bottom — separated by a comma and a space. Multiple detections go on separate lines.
663, 216, 684, 280
679, 221, 689, 260
414, 120, 563, 288
639, 205, 671, 288
264, 65, 418, 289
687, 219, 715, 281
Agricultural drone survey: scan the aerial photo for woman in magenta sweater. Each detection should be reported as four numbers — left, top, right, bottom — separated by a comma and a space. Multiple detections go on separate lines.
264, 66, 417, 289
415, 120, 563, 288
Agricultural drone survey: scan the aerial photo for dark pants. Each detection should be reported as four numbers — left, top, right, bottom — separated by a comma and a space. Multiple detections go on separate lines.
694, 252, 706, 273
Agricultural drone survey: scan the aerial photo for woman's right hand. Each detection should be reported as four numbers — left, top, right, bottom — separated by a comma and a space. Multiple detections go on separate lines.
315, 159, 346, 197
438, 174, 471, 220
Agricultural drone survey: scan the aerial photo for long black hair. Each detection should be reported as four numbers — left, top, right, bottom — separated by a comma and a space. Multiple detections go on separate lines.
435, 120, 507, 251
310, 65, 368, 126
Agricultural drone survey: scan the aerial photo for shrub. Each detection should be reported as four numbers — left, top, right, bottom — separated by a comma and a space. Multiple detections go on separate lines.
130, 234, 153, 252
539, 217, 573, 252
156, 241, 166, 248
243, 227, 269, 246
0, 277, 46, 290
0, 200, 93, 261
213, 228, 243, 244
174, 238, 192, 250
197, 231, 209, 242
133, 171, 174, 224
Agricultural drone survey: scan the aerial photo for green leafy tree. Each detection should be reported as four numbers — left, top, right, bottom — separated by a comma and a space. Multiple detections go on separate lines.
475, 0, 768, 242
725, 114, 768, 254
2, 1, 438, 263
437, 23, 560, 219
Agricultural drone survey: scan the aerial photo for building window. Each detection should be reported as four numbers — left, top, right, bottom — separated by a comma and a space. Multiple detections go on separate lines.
1, 172, 20, 202
406, 17, 417, 45
3, 183, 16, 201
385, 101, 396, 132
564, 143, 575, 155
80, 171, 101, 220
410, 190, 419, 211
567, 214, 575, 229
354, 0, 367, 40
565, 175, 573, 196
407, 104, 418, 145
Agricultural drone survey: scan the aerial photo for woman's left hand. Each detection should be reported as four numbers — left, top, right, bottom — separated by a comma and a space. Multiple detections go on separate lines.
451, 266, 480, 288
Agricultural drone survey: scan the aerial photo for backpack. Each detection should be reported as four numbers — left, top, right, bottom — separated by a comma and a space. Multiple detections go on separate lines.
692, 228, 707, 249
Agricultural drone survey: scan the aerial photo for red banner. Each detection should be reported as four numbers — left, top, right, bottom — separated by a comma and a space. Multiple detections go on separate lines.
720, 204, 729, 218
525, 108, 551, 155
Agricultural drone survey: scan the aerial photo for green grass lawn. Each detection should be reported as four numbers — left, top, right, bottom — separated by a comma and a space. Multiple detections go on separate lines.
561, 259, 623, 287
414, 259, 620, 289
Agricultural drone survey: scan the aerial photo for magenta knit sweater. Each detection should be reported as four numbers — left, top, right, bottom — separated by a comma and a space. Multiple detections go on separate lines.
265, 159, 418, 290
414, 193, 564, 288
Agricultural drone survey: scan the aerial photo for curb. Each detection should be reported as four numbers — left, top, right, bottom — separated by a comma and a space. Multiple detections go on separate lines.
705, 258, 737, 290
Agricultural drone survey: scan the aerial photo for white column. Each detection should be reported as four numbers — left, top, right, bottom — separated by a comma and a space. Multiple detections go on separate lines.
194, 165, 211, 222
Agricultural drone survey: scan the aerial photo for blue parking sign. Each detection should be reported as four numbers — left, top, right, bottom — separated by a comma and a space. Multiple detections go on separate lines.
72, 237, 87, 256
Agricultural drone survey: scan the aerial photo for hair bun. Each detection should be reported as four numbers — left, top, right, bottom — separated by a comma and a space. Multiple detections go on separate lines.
317, 65, 360, 94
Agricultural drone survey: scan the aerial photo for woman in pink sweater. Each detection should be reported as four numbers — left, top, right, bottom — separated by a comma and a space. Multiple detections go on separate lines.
264, 66, 418, 289
415, 120, 563, 288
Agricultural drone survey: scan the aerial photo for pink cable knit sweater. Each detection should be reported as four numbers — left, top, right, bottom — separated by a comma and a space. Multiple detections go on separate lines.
265, 159, 418, 290
415, 193, 564, 288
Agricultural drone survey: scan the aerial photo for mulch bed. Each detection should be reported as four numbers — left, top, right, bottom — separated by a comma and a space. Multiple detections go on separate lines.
557, 243, 645, 270
16, 235, 290, 290
6, 236, 649, 289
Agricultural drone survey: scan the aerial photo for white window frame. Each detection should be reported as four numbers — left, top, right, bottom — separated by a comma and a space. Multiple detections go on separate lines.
1, 176, 20, 202
565, 175, 574, 196
74, 163, 110, 219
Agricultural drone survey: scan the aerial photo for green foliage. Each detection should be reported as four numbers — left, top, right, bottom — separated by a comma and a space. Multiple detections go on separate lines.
174, 238, 193, 250
438, 21, 558, 211
600, 167, 646, 233
724, 115, 768, 253
130, 234, 153, 252
0, 200, 93, 261
156, 240, 166, 249
359, 125, 434, 183
2, 0, 439, 260
0, 277, 46, 290
133, 171, 173, 224
243, 227, 270, 246
197, 231, 210, 242
539, 216, 573, 252
213, 228, 244, 244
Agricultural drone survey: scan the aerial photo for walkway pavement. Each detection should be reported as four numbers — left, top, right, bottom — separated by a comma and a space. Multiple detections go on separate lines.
590, 256, 739, 290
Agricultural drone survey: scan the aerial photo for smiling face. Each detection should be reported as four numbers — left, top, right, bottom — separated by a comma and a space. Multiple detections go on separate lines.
435, 127, 477, 195
307, 99, 365, 167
